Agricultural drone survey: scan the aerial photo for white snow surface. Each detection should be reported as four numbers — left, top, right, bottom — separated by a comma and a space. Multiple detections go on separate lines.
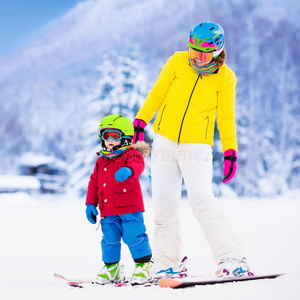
1, 191, 300, 300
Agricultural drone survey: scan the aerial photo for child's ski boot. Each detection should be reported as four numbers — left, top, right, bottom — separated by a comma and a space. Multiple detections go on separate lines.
131, 262, 152, 286
95, 262, 124, 284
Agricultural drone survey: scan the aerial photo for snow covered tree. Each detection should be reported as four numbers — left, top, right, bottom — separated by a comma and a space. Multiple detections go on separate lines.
215, 2, 300, 196
67, 47, 152, 196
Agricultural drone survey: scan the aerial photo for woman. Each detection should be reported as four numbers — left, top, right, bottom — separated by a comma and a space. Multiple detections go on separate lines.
133, 22, 250, 278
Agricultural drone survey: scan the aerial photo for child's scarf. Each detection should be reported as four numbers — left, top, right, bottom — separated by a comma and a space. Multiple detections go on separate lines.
99, 145, 131, 159
189, 59, 218, 76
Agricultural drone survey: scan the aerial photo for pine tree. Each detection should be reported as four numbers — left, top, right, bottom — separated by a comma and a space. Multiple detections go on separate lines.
67, 47, 152, 196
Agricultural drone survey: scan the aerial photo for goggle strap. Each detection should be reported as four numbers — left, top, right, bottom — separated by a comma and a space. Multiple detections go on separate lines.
212, 45, 224, 58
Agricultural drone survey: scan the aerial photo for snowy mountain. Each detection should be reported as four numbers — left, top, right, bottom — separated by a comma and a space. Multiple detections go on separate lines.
0, 0, 299, 196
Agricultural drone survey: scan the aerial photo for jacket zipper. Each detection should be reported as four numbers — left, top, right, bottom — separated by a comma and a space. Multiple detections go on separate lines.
158, 104, 166, 130
205, 116, 209, 139
177, 75, 200, 143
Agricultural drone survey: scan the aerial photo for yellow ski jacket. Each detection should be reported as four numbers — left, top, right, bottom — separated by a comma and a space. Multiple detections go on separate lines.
136, 51, 237, 152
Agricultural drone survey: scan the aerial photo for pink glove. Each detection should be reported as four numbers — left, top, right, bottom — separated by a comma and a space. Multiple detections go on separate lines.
133, 119, 147, 143
223, 149, 237, 183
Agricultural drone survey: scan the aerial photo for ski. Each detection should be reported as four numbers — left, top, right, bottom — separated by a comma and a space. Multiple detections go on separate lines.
53, 271, 165, 288
53, 272, 93, 284
54, 272, 132, 288
159, 273, 285, 289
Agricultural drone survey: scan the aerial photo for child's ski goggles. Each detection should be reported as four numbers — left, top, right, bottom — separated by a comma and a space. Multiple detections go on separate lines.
100, 130, 132, 141
100, 130, 123, 141
188, 47, 214, 62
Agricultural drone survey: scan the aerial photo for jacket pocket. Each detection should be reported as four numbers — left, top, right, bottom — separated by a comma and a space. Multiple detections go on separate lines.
158, 104, 166, 130
114, 183, 136, 208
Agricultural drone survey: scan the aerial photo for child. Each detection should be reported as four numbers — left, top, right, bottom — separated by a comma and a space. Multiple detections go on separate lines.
85, 114, 152, 285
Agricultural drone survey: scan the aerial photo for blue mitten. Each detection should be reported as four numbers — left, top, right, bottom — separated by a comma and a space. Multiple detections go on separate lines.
115, 167, 132, 182
86, 204, 98, 224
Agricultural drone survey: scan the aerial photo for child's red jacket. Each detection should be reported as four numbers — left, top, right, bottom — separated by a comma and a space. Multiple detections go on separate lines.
86, 141, 150, 217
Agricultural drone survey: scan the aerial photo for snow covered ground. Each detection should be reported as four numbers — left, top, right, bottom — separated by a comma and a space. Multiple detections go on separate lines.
1, 191, 300, 300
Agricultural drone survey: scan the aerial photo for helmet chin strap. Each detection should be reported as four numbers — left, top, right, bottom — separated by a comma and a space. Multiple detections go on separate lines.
101, 138, 132, 152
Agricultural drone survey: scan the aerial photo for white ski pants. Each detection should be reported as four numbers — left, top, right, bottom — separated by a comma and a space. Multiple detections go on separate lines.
151, 133, 244, 267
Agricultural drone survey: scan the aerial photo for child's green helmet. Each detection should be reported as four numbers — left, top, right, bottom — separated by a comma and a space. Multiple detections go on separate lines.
98, 114, 134, 139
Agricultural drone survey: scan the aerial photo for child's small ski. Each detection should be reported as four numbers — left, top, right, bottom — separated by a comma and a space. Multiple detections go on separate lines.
53, 273, 93, 288
159, 273, 285, 289
53, 272, 155, 288
53, 272, 93, 284
54, 272, 131, 288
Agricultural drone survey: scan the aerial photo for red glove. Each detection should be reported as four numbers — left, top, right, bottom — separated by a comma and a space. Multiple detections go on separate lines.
133, 119, 147, 143
223, 149, 237, 183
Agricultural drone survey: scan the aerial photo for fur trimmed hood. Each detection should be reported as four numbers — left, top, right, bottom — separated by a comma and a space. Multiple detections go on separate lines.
131, 141, 151, 158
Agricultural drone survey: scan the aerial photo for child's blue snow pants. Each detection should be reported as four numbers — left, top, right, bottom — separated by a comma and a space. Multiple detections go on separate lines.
100, 211, 152, 263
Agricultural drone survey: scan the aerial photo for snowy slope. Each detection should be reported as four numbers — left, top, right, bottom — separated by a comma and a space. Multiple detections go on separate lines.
0, 191, 300, 299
